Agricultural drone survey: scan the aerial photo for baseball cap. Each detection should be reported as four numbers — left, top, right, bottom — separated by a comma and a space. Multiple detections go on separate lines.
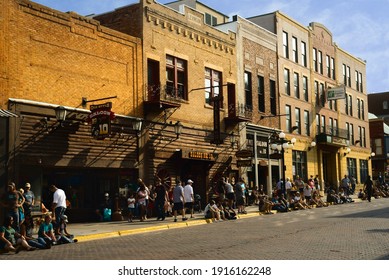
187, 179, 194, 184
104, 193, 109, 197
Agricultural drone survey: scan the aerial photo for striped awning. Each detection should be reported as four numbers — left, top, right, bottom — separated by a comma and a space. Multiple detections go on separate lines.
0, 109, 18, 118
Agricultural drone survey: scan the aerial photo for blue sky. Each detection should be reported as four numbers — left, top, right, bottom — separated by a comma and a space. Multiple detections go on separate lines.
32, 0, 389, 94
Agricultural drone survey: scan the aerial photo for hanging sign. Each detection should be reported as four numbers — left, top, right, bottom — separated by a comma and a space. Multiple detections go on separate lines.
88, 102, 115, 140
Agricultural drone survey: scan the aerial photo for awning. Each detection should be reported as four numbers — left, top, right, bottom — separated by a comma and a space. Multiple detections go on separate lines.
0, 109, 18, 118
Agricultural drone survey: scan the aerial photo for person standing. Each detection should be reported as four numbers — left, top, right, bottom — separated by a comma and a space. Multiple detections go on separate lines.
184, 179, 194, 218
0, 183, 22, 232
23, 183, 35, 237
154, 178, 168, 221
172, 181, 187, 222
364, 175, 374, 202
49, 185, 66, 234
341, 175, 351, 195
350, 175, 357, 195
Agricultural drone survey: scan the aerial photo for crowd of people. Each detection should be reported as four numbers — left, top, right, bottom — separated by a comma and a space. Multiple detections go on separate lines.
0, 182, 76, 255
2, 173, 385, 254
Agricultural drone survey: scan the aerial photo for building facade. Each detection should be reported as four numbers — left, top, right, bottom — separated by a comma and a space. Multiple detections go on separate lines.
95, 0, 240, 204
0, 0, 143, 222
248, 11, 371, 190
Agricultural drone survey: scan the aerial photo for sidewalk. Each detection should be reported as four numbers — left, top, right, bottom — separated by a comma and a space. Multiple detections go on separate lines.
58, 195, 362, 243
66, 206, 261, 242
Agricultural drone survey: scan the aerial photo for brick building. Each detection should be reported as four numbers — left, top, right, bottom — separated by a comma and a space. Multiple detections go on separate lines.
0, 0, 143, 222
95, 0, 240, 203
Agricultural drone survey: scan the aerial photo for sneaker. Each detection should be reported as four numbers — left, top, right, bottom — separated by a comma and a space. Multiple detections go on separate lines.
182, 217, 188, 221
73, 239, 78, 243
174, 218, 177, 222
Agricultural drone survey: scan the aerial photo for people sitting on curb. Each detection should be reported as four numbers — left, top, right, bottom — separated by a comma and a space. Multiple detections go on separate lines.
0, 216, 36, 254
204, 200, 222, 222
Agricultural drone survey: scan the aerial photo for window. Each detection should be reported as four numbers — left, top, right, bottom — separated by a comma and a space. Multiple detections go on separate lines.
329, 117, 333, 135
303, 76, 308, 101
294, 72, 300, 99
331, 58, 335, 79
350, 123, 354, 145
304, 110, 310, 136
347, 66, 351, 87
374, 138, 383, 155
384, 101, 388, 110
292, 36, 298, 63
343, 64, 347, 85
347, 158, 357, 181
362, 127, 366, 147
358, 126, 362, 146
205, 13, 217, 26
345, 94, 353, 116
293, 151, 307, 180
348, 95, 353, 116
301, 41, 307, 67
321, 115, 325, 134
313, 48, 318, 72
283, 31, 289, 59
334, 119, 338, 136
359, 72, 363, 92
205, 67, 222, 106
359, 159, 368, 183
285, 105, 291, 132
361, 100, 365, 120
357, 99, 361, 119
314, 81, 319, 106
295, 108, 301, 134
326, 55, 330, 77
284, 68, 290, 96
316, 114, 320, 134
166, 55, 187, 99
346, 122, 350, 140
355, 71, 359, 91
319, 83, 325, 107
258, 75, 265, 112
270, 80, 277, 115
244, 71, 253, 110
318, 50, 323, 74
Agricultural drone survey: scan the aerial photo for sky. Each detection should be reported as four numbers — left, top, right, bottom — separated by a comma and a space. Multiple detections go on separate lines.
31, 0, 389, 94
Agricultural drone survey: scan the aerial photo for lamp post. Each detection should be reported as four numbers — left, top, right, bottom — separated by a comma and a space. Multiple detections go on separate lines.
132, 118, 143, 163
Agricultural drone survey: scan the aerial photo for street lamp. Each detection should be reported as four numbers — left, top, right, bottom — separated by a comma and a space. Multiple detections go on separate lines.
174, 121, 183, 138
54, 106, 67, 124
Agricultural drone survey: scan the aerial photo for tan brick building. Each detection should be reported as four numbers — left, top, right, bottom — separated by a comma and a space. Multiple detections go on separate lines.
95, 0, 240, 203
0, 0, 143, 221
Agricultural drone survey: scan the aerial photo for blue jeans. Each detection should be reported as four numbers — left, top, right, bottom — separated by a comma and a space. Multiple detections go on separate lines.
54, 207, 66, 228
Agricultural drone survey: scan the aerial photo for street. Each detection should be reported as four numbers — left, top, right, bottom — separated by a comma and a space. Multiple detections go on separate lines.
2, 198, 389, 260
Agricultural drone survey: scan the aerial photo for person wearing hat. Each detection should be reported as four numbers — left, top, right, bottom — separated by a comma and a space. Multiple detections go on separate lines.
184, 179, 194, 218
96, 193, 112, 222
56, 214, 77, 244
23, 183, 35, 237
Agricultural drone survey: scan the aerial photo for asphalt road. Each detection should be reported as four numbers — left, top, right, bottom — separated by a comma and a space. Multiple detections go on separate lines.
2, 198, 389, 260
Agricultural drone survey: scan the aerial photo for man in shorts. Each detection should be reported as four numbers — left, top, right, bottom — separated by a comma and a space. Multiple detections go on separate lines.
173, 181, 187, 222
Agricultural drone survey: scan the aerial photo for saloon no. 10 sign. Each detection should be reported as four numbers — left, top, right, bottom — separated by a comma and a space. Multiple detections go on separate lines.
88, 102, 115, 140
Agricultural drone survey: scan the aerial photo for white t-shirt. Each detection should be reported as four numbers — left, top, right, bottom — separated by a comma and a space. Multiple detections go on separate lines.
183, 184, 194, 203
127, 197, 135, 208
53, 188, 67, 208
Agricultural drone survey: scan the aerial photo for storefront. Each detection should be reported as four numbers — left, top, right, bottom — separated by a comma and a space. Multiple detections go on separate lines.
4, 98, 141, 222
